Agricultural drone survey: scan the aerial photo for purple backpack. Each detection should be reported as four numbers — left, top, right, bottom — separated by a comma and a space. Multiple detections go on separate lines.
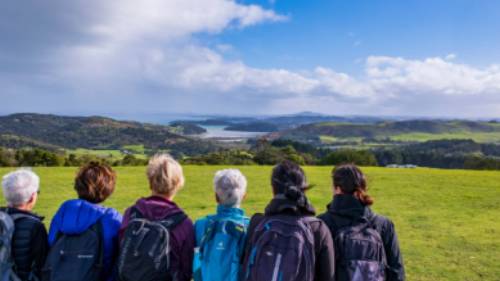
243, 215, 317, 281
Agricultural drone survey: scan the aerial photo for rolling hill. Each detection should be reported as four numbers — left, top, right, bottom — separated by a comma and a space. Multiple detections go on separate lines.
0, 113, 219, 156
277, 120, 500, 145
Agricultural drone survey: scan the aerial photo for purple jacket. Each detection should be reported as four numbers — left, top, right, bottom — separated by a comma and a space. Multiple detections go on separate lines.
120, 196, 194, 281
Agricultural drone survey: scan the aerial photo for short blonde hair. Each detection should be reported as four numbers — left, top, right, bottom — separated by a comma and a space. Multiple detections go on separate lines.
147, 153, 184, 196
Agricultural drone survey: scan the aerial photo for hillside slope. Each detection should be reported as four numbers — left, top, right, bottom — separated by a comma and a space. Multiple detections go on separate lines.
0, 113, 218, 155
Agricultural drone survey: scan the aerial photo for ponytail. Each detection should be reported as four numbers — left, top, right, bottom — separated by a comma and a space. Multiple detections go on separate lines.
354, 189, 374, 206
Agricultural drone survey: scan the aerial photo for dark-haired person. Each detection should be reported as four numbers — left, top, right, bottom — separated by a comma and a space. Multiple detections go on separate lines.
241, 160, 335, 281
1, 169, 49, 281
46, 162, 122, 281
318, 164, 405, 281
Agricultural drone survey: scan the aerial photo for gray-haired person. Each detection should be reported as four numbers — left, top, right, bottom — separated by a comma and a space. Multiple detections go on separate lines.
193, 169, 250, 281
1, 169, 49, 280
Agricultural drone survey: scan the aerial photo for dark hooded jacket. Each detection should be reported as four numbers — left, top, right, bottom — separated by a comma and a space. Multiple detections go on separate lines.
318, 194, 405, 281
241, 197, 336, 281
48, 199, 123, 281
119, 196, 195, 281
0, 207, 49, 281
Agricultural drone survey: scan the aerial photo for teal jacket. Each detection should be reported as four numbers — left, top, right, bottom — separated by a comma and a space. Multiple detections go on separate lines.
193, 205, 249, 281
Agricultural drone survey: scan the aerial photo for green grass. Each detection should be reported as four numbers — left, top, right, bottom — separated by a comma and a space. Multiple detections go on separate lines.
0, 166, 499, 280
390, 132, 500, 143
67, 146, 148, 160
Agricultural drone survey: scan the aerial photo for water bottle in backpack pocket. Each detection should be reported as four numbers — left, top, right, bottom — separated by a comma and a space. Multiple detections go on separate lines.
243, 216, 317, 281
42, 222, 103, 281
117, 208, 186, 281
196, 218, 247, 281
334, 221, 387, 281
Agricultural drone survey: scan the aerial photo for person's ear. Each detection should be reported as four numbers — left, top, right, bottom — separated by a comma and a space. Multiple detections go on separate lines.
334, 186, 343, 195
243, 193, 247, 201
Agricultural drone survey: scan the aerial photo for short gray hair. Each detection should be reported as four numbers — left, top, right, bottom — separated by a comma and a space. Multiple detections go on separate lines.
2, 169, 40, 206
214, 169, 247, 208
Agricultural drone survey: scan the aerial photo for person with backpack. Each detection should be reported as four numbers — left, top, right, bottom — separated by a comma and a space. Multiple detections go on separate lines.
118, 153, 194, 281
1, 169, 49, 281
193, 169, 249, 281
45, 162, 122, 281
241, 160, 335, 281
318, 164, 405, 281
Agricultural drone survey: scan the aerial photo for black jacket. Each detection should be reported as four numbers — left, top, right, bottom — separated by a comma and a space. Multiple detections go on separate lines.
318, 194, 405, 281
241, 197, 336, 281
1, 207, 49, 281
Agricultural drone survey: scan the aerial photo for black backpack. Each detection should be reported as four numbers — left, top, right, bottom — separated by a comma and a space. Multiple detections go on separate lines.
42, 222, 104, 281
331, 216, 387, 281
117, 208, 187, 281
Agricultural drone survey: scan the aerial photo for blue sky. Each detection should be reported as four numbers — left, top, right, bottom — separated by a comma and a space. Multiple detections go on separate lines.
220, 0, 500, 71
1, 0, 500, 118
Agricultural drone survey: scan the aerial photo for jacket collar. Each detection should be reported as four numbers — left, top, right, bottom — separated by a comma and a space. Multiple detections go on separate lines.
216, 205, 245, 218
0, 207, 44, 221
265, 197, 316, 216
327, 194, 372, 220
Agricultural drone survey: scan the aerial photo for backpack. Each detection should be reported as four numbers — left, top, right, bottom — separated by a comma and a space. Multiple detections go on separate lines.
333, 218, 387, 281
42, 222, 104, 281
243, 215, 317, 281
117, 208, 187, 281
195, 217, 247, 281
0, 211, 20, 281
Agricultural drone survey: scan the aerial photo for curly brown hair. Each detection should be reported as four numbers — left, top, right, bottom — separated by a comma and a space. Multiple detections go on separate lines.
74, 162, 116, 204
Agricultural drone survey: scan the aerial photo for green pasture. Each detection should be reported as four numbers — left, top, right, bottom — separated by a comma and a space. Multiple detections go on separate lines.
0, 166, 499, 280
390, 132, 500, 143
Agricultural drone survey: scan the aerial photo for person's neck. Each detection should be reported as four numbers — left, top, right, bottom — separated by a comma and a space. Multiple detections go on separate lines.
9, 204, 32, 212
152, 192, 174, 201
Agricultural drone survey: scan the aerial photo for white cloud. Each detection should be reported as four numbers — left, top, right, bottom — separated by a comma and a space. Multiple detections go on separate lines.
1, 0, 500, 117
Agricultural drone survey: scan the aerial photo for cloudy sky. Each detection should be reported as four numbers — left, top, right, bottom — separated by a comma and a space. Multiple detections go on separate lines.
1, 0, 500, 118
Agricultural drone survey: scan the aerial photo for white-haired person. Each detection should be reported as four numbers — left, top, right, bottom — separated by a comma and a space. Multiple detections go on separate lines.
118, 154, 194, 281
1, 169, 49, 281
193, 169, 249, 281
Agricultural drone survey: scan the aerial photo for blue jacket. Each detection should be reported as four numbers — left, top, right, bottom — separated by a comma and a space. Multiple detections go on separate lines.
193, 205, 249, 281
48, 199, 122, 280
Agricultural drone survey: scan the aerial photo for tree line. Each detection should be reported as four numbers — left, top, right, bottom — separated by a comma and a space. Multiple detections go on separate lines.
1, 139, 500, 170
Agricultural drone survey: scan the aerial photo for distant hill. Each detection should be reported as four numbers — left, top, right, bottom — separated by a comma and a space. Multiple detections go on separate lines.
172, 113, 384, 133
277, 119, 500, 144
0, 113, 218, 156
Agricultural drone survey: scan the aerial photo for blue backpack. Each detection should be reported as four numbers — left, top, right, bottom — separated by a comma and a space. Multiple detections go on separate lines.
194, 217, 248, 281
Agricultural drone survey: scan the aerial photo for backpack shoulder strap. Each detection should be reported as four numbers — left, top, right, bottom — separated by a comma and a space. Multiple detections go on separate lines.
159, 212, 187, 230
128, 206, 144, 220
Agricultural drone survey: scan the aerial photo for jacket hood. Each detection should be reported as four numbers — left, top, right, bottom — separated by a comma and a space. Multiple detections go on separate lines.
55, 199, 108, 234
134, 195, 183, 220
326, 194, 372, 221
265, 196, 316, 217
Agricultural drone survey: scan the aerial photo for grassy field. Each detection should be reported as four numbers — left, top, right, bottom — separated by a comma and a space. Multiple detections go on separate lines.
0, 166, 499, 280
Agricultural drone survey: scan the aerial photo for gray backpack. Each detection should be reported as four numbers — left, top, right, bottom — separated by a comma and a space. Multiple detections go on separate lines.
243, 215, 317, 281
0, 211, 22, 281
117, 208, 187, 281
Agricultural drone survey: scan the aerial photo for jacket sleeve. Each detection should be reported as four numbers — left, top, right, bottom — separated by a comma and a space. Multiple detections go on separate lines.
314, 222, 336, 281
30, 221, 50, 279
118, 207, 132, 242
382, 220, 405, 281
